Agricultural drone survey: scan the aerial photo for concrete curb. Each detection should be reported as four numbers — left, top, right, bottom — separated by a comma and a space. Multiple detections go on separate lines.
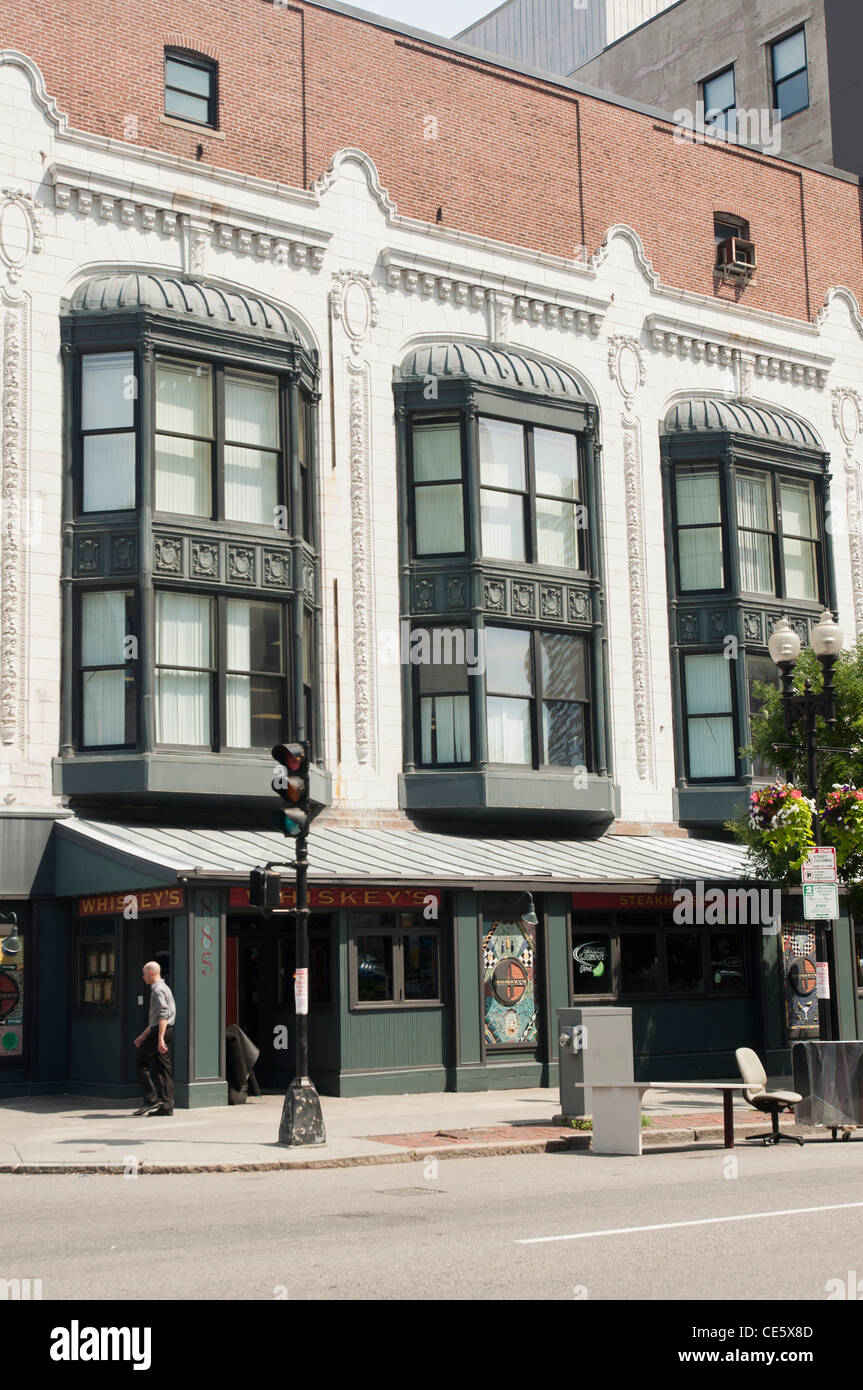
0, 1122, 832, 1173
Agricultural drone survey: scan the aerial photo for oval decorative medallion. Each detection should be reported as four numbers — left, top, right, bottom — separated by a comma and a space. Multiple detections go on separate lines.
0, 200, 31, 268
342, 279, 371, 340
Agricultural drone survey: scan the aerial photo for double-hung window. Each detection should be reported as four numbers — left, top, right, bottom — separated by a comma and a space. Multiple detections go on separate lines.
736, 470, 775, 593
703, 66, 736, 136
682, 653, 735, 780
479, 418, 583, 567
485, 627, 590, 769
165, 51, 218, 128
418, 636, 472, 766
154, 357, 282, 524
771, 28, 808, 120
411, 420, 465, 556
155, 593, 285, 749
80, 353, 137, 513
675, 466, 724, 591
80, 590, 136, 748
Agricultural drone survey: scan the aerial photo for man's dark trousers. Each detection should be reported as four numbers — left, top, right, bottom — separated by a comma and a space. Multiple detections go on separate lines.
136, 1026, 175, 1110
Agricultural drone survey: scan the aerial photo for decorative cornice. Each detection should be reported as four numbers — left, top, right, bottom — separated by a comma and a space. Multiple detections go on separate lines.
49, 164, 329, 271
644, 313, 831, 388
380, 248, 606, 335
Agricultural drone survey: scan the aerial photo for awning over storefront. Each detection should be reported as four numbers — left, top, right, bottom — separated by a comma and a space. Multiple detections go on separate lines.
53, 818, 751, 897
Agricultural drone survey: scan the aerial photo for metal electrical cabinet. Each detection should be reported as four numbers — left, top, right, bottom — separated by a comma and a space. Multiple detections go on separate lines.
557, 1006, 634, 1116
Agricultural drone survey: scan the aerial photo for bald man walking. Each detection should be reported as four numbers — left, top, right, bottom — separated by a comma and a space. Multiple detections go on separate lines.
133, 961, 176, 1116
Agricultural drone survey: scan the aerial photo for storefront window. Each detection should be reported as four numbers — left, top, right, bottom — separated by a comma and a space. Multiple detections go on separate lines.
620, 933, 660, 994
570, 905, 750, 999
710, 932, 747, 991
667, 932, 705, 993
77, 930, 117, 1009
0, 913, 24, 1059
349, 913, 442, 1008
571, 932, 611, 994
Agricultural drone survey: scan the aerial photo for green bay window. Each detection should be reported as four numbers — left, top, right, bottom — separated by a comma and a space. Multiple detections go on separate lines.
663, 402, 833, 820
62, 273, 323, 799
395, 342, 613, 822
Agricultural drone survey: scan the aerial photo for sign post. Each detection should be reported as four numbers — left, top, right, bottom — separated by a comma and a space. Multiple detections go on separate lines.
801, 846, 839, 1039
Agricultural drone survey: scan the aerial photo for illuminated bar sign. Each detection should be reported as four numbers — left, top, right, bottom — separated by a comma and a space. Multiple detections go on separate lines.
77, 887, 185, 917
573, 891, 677, 910
229, 885, 440, 910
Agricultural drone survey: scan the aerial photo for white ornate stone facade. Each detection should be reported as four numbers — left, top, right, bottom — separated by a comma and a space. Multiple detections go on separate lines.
2, 48, 863, 823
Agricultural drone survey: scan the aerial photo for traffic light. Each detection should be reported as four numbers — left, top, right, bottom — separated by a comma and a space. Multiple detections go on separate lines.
249, 867, 283, 911
271, 741, 310, 837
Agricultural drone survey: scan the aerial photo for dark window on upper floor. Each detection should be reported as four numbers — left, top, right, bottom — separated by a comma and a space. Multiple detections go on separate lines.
771, 27, 809, 120
703, 66, 736, 136
165, 50, 218, 128
672, 462, 823, 602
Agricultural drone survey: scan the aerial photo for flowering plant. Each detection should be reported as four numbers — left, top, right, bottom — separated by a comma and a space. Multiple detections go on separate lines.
821, 784, 863, 886
733, 782, 816, 882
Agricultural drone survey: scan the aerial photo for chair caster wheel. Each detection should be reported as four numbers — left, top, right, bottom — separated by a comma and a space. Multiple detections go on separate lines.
797, 1138, 805, 1147
763, 1138, 770, 1147
843, 1132, 852, 1141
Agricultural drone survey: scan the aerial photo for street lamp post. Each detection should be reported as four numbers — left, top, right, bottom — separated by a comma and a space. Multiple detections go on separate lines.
767, 612, 844, 1039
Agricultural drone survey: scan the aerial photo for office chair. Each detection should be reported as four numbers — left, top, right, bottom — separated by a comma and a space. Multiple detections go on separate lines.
736, 1047, 805, 1146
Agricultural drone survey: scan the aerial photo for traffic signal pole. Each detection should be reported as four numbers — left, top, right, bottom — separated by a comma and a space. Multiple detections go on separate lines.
263, 740, 325, 1147
277, 821, 325, 1146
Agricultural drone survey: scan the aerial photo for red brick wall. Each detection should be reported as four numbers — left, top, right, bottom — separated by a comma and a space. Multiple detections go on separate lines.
4, 0, 862, 320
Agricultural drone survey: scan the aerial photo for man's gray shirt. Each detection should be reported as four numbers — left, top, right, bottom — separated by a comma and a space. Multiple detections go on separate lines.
148, 980, 176, 1029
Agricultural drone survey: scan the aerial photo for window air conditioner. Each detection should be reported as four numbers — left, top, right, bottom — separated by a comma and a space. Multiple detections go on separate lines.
717, 237, 757, 278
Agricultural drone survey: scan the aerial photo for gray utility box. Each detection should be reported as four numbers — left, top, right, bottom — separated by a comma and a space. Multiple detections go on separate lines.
557, 1006, 634, 1117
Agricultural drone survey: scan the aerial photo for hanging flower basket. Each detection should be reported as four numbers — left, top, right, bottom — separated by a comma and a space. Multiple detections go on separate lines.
741, 782, 816, 881
821, 785, 863, 885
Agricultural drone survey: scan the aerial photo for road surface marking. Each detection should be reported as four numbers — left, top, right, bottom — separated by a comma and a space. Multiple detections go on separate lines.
517, 1199, 863, 1243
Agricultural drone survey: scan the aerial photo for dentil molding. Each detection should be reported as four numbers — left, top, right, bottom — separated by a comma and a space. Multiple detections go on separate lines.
644, 313, 831, 389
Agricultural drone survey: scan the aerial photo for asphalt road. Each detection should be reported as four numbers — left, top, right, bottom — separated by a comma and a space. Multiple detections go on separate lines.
3, 1139, 863, 1301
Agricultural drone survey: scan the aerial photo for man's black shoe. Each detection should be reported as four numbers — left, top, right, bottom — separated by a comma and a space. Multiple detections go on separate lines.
133, 1104, 158, 1116
147, 1106, 174, 1116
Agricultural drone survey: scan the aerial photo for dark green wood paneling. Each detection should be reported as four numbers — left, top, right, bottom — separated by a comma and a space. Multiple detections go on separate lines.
454, 892, 481, 1067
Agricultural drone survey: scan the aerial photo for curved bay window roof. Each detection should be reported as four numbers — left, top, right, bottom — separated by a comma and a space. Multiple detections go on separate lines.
56, 271, 324, 809
397, 342, 588, 404
67, 271, 306, 342
662, 396, 823, 450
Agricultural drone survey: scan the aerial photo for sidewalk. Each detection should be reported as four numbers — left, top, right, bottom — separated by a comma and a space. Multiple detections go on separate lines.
0, 1085, 823, 1173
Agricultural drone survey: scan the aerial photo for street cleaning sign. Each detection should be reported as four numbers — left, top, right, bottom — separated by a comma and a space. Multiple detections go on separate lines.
801, 847, 837, 883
